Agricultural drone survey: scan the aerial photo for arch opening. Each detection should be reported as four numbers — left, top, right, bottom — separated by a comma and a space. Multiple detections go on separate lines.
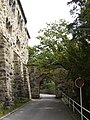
39, 78, 56, 96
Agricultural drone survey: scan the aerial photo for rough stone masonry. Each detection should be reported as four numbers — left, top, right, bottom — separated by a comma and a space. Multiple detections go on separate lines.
0, 0, 31, 107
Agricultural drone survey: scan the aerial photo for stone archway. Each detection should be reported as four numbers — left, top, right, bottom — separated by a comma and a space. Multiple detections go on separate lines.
29, 68, 63, 99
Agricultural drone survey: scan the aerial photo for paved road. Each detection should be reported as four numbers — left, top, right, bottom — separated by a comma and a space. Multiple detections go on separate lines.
2, 94, 73, 120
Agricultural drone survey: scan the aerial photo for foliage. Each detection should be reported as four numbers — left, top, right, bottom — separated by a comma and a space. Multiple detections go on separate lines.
28, 18, 90, 81
67, 0, 90, 79
40, 79, 55, 94
40, 80, 55, 89
67, 0, 90, 111
28, 20, 70, 69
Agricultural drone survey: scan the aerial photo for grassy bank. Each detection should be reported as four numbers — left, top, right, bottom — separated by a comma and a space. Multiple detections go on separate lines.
0, 100, 31, 118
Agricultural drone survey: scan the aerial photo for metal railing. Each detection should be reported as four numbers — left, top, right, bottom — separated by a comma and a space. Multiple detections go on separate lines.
62, 93, 90, 120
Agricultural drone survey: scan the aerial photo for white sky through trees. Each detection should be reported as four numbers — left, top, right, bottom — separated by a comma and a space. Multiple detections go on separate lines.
21, 0, 73, 46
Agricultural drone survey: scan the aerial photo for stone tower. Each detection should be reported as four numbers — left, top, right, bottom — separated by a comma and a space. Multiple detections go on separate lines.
0, 0, 31, 107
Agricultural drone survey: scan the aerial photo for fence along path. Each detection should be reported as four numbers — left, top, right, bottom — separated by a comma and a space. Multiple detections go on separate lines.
62, 93, 90, 120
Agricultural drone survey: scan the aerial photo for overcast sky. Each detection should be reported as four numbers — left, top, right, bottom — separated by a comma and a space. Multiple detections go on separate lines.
21, 0, 73, 46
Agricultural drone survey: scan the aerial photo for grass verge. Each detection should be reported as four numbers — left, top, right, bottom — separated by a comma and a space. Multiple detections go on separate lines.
0, 99, 32, 118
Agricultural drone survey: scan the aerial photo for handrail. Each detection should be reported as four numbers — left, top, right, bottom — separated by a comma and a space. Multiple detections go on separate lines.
62, 93, 90, 120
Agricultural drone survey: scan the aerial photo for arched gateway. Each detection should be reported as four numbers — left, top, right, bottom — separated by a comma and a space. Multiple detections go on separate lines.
29, 67, 66, 99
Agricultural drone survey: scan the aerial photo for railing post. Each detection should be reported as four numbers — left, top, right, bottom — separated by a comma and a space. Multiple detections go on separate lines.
69, 98, 70, 107
80, 87, 83, 120
73, 101, 75, 112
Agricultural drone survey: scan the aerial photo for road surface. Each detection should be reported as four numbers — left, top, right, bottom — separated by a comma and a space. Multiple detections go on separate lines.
2, 94, 73, 120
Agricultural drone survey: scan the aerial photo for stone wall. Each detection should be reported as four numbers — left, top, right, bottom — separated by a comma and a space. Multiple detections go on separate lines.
0, 0, 31, 107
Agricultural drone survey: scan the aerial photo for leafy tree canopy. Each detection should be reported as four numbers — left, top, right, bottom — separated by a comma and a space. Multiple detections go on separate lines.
28, 20, 70, 70
67, 0, 90, 111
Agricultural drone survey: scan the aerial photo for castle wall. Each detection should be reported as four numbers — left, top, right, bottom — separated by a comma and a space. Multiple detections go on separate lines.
0, 0, 31, 107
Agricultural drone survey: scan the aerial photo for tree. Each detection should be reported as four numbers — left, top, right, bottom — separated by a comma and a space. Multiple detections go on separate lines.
35, 19, 70, 69
28, 19, 89, 79
67, 0, 90, 111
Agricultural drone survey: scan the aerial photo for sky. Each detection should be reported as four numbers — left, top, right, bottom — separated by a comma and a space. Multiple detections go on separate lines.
21, 0, 73, 47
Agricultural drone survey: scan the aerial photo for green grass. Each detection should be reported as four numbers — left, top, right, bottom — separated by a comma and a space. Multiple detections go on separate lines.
0, 100, 31, 117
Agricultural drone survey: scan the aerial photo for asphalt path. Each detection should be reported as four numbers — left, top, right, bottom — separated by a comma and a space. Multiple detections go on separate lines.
2, 94, 73, 120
